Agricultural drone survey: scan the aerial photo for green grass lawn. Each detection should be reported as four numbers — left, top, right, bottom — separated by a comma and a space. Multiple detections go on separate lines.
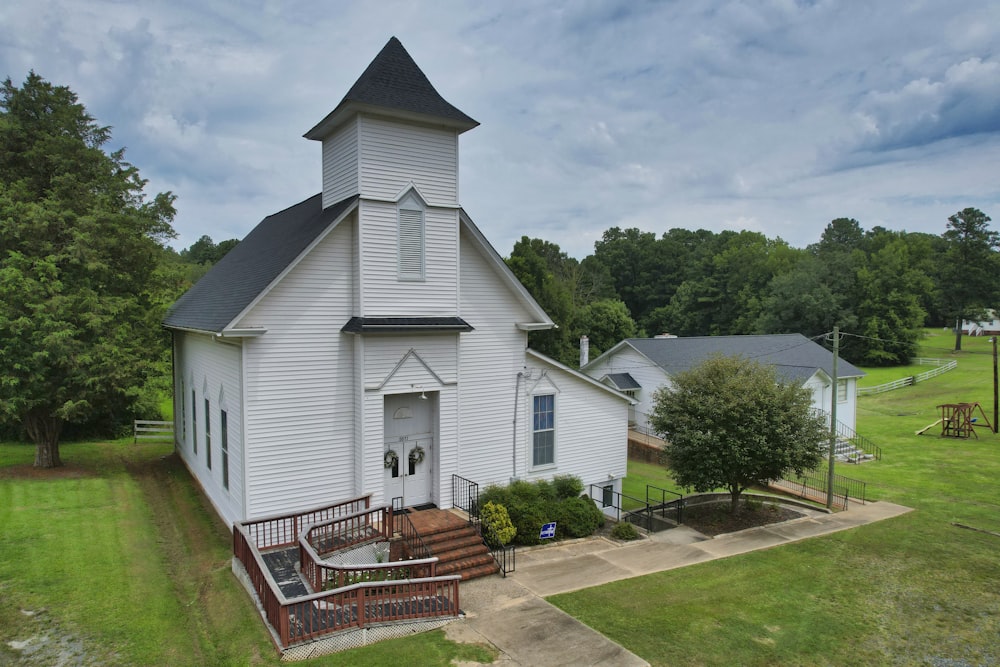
3, 328, 998, 665
620, 459, 689, 509
0, 440, 494, 666
551, 329, 1000, 666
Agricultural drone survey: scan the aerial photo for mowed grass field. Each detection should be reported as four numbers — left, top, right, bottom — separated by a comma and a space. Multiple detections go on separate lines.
1, 328, 997, 665
0, 441, 493, 666
550, 329, 1000, 666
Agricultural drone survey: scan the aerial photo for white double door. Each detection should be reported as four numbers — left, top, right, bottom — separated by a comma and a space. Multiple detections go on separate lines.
383, 393, 433, 507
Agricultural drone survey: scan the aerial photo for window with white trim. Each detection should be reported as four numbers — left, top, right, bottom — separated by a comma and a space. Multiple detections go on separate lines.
532, 394, 555, 467
205, 398, 212, 470
398, 196, 425, 280
221, 410, 229, 491
180, 379, 186, 442
191, 389, 197, 454
837, 379, 848, 403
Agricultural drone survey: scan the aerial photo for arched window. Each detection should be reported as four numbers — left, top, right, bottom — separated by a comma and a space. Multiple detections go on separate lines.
398, 191, 425, 280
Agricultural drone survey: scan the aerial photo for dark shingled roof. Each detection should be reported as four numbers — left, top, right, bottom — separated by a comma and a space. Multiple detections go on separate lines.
626, 334, 865, 383
163, 194, 358, 333
341, 317, 473, 334
604, 373, 641, 391
305, 37, 478, 139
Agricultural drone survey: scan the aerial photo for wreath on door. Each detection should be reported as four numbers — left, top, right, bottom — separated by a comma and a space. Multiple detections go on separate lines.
409, 445, 425, 465
383, 450, 399, 468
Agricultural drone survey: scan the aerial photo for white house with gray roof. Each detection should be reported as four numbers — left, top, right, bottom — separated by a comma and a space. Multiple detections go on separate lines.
582, 334, 865, 436
163, 38, 632, 528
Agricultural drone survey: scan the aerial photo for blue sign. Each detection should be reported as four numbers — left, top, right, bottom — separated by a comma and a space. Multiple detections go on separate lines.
539, 522, 557, 539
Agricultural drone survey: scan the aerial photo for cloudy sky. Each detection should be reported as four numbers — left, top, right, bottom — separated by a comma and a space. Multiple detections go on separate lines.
2, 1, 999, 259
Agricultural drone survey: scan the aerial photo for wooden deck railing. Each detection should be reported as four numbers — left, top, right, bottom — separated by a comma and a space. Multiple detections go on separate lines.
233, 525, 290, 643
281, 576, 460, 645
234, 498, 460, 649
242, 496, 371, 550
297, 505, 439, 592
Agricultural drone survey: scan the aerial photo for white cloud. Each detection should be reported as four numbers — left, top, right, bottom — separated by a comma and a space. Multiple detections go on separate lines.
1, 0, 999, 257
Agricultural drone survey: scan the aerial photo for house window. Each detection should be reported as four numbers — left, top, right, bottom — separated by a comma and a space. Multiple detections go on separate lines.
398, 197, 425, 280
204, 398, 211, 470
191, 390, 197, 454
221, 410, 229, 491
837, 380, 847, 403
602, 484, 614, 508
180, 380, 186, 442
532, 394, 555, 467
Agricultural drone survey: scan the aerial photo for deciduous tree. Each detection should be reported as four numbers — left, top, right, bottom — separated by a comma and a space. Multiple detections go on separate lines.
650, 355, 826, 515
0, 73, 175, 467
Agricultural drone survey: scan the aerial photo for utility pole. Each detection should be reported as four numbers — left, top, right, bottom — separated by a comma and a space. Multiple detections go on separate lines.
992, 336, 998, 434
826, 326, 839, 510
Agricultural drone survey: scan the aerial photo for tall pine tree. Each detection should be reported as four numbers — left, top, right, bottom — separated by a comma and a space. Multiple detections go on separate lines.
0, 73, 176, 467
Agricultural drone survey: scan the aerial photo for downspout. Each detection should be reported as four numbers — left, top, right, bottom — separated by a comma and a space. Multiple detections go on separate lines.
512, 371, 523, 481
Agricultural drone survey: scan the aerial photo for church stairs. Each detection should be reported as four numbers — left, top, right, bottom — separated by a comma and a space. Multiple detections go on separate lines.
404, 509, 499, 581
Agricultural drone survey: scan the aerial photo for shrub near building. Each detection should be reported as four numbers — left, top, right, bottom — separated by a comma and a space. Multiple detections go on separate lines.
479, 475, 604, 546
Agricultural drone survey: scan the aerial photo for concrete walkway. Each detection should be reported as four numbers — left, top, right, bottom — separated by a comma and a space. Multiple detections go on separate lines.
446, 501, 912, 666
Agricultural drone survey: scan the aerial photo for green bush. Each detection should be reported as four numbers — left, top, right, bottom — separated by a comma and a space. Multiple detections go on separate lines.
480, 501, 516, 547
557, 495, 604, 538
479, 476, 602, 546
553, 475, 584, 499
611, 521, 640, 540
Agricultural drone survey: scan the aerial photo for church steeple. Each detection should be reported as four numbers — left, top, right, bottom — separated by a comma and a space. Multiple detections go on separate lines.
304, 37, 478, 141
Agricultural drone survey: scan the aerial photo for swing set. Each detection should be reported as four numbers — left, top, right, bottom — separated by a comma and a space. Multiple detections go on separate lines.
915, 402, 993, 438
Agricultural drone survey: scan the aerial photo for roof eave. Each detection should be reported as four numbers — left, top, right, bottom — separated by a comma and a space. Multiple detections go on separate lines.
163, 324, 222, 336
526, 348, 638, 405
459, 209, 553, 326
305, 102, 479, 141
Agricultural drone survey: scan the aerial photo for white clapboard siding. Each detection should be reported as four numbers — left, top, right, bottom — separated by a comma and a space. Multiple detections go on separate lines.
456, 228, 535, 488
358, 200, 458, 315
358, 116, 458, 206
363, 336, 458, 388
357, 336, 459, 507
804, 373, 859, 432
173, 332, 244, 527
322, 116, 359, 208
584, 345, 670, 431
517, 359, 629, 490
234, 220, 356, 520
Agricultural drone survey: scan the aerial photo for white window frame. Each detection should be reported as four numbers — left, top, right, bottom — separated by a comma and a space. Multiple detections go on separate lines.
191, 388, 198, 455
837, 379, 848, 403
204, 398, 212, 470
397, 193, 425, 281
531, 393, 556, 469
220, 409, 229, 491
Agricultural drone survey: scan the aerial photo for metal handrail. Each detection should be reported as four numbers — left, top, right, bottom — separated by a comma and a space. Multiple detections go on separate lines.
394, 510, 433, 561
589, 484, 658, 532
645, 484, 684, 524
814, 409, 882, 461
451, 474, 480, 522
451, 474, 515, 576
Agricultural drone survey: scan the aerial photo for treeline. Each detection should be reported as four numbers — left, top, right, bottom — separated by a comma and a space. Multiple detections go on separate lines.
506, 211, 1000, 368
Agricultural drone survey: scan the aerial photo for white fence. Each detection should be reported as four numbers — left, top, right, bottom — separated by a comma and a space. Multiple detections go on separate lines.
133, 420, 174, 442
857, 358, 957, 396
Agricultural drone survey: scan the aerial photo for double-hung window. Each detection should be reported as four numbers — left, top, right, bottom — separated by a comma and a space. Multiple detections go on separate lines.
532, 394, 555, 467
837, 379, 848, 403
